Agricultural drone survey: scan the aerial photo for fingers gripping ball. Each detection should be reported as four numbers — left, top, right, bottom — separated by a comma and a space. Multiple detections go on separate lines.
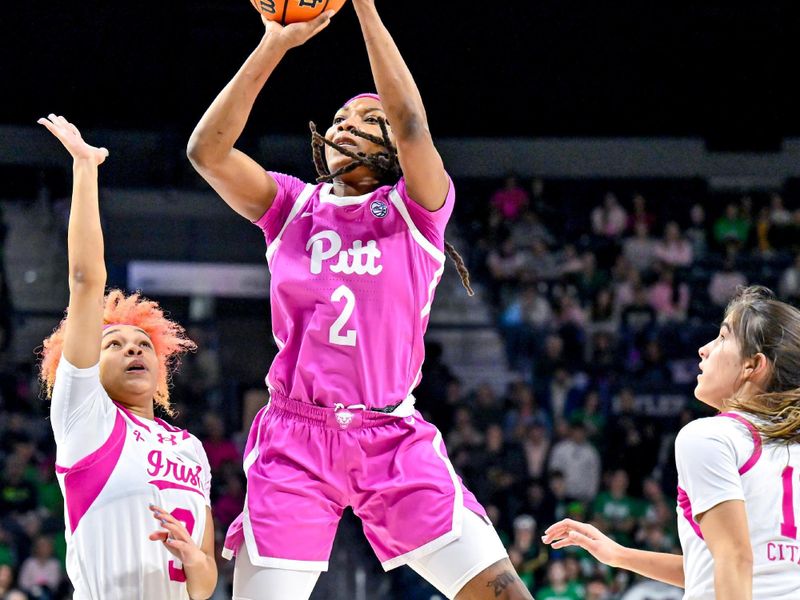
251, 0, 348, 24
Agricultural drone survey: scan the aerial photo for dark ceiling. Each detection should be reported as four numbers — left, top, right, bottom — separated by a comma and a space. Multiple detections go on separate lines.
2, 1, 795, 146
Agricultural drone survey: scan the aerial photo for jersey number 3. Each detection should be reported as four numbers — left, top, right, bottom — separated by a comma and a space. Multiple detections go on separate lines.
167, 508, 196, 583
329, 285, 357, 347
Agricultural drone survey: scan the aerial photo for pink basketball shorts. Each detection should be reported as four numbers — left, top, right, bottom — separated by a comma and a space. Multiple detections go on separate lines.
223, 391, 487, 571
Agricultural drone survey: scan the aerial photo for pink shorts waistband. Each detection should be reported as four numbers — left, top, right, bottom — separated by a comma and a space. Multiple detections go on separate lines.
267, 391, 402, 430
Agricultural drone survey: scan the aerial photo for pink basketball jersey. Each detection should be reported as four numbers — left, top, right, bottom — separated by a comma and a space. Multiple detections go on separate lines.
255, 173, 454, 409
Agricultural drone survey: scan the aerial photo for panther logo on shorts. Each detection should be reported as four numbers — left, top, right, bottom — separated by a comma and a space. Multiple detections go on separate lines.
335, 410, 354, 429
370, 200, 389, 218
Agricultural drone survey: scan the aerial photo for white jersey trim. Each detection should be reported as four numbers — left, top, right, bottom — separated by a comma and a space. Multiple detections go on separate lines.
265, 184, 316, 265
237, 500, 329, 572
319, 184, 374, 206
380, 429, 464, 571
388, 188, 446, 317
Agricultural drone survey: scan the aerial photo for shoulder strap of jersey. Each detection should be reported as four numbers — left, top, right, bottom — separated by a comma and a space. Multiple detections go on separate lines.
717, 412, 763, 475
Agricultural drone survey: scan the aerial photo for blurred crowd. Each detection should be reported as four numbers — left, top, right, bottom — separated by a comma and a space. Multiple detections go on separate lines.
3, 174, 800, 598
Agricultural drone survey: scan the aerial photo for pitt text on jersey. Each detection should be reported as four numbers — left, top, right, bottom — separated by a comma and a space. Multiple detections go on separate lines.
306, 230, 383, 276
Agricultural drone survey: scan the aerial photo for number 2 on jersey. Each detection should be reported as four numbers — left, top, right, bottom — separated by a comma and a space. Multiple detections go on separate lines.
167, 508, 196, 583
781, 466, 798, 539
329, 285, 357, 347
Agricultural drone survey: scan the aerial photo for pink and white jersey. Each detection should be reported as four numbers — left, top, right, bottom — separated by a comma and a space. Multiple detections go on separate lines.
50, 358, 211, 600
255, 173, 455, 408
676, 412, 800, 599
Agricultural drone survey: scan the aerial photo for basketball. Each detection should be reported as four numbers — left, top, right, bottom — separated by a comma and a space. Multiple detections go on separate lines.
251, 0, 348, 25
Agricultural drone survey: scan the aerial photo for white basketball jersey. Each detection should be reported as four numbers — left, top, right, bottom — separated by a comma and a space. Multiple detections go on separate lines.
676, 412, 800, 599
51, 359, 211, 600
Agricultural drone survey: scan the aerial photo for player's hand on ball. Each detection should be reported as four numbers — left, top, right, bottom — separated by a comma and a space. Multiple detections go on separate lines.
263, 10, 335, 49
541, 518, 625, 567
37, 115, 109, 166
148, 505, 205, 567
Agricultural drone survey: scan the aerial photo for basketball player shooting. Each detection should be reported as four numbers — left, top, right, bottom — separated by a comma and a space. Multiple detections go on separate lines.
187, 1, 532, 599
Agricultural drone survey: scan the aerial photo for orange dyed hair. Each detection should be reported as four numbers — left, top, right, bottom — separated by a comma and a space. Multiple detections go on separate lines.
39, 289, 196, 415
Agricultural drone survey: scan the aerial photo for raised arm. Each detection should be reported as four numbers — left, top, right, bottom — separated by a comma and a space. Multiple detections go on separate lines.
38, 115, 109, 369
352, 0, 449, 211
542, 518, 685, 589
187, 14, 333, 221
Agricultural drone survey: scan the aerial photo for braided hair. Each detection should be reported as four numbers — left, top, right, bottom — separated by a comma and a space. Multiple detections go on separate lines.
309, 117, 474, 296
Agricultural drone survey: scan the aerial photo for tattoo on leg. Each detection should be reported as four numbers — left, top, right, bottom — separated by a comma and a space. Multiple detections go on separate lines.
487, 571, 518, 597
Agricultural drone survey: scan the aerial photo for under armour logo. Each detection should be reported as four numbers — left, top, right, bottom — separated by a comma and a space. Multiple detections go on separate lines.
133, 431, 145, 442
157, 434, 178, 446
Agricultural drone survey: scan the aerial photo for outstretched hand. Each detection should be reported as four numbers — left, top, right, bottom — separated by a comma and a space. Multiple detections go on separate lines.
541, 518, 625, 567
148, 505, 206, 567
262, 10, 335, 50
37, 115, 108, 166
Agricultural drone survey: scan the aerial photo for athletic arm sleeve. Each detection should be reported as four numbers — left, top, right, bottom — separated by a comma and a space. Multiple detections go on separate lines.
675, 419, 746, 516
50, 358, 117, 468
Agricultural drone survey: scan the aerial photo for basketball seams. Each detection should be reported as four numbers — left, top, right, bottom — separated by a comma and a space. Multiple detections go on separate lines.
280, 0, 289, 26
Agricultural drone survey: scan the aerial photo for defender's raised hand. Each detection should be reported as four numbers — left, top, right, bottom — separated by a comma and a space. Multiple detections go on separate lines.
37, 115, 108, 166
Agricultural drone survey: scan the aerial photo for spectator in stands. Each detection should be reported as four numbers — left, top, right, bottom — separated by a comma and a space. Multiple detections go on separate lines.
558, 244, 585, 281
523, 239, 560, 282
627, 194, 656, 234
536, 560, 584, 600
470, 383, 505, 430
778, 253, 800, 304
501, 287, 553, 370
548, 421, 601, 503
623, 223, 658, 275
685, 203, 708, 259
476, 423, 528, 508
570, 390, 607, 445
713, 203, 750, 248
754, 207, 772, 256
592, 470, 641, 546
510, 210, 554, 249
649, 267, 689, 323
17, 535, 62, 598
508, 514, 548, 594
605, 389, 660, 490
505, 382, 550, 440
588, 287, 618, 334
446, 406, 484, 456
769, 192, 791, 226
491, 174, 529, 221
487, 238, 526, 284
708, 257, 747, 307
534, 334, 567, 387
522, 421, 551, 480
585, 577, 611, 600
201, 413, 240, 473
610, 256, 640, 311
0, 564, 25, 600
654, 221, 693, 268
620, 285, 657, 354
542, 368, 585, 423
0, 457, 37, 517
576, 252, 609, 302
591, 192, 628, 239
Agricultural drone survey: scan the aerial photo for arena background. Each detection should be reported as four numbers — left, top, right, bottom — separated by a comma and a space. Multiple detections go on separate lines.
0, 2, 798, 598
